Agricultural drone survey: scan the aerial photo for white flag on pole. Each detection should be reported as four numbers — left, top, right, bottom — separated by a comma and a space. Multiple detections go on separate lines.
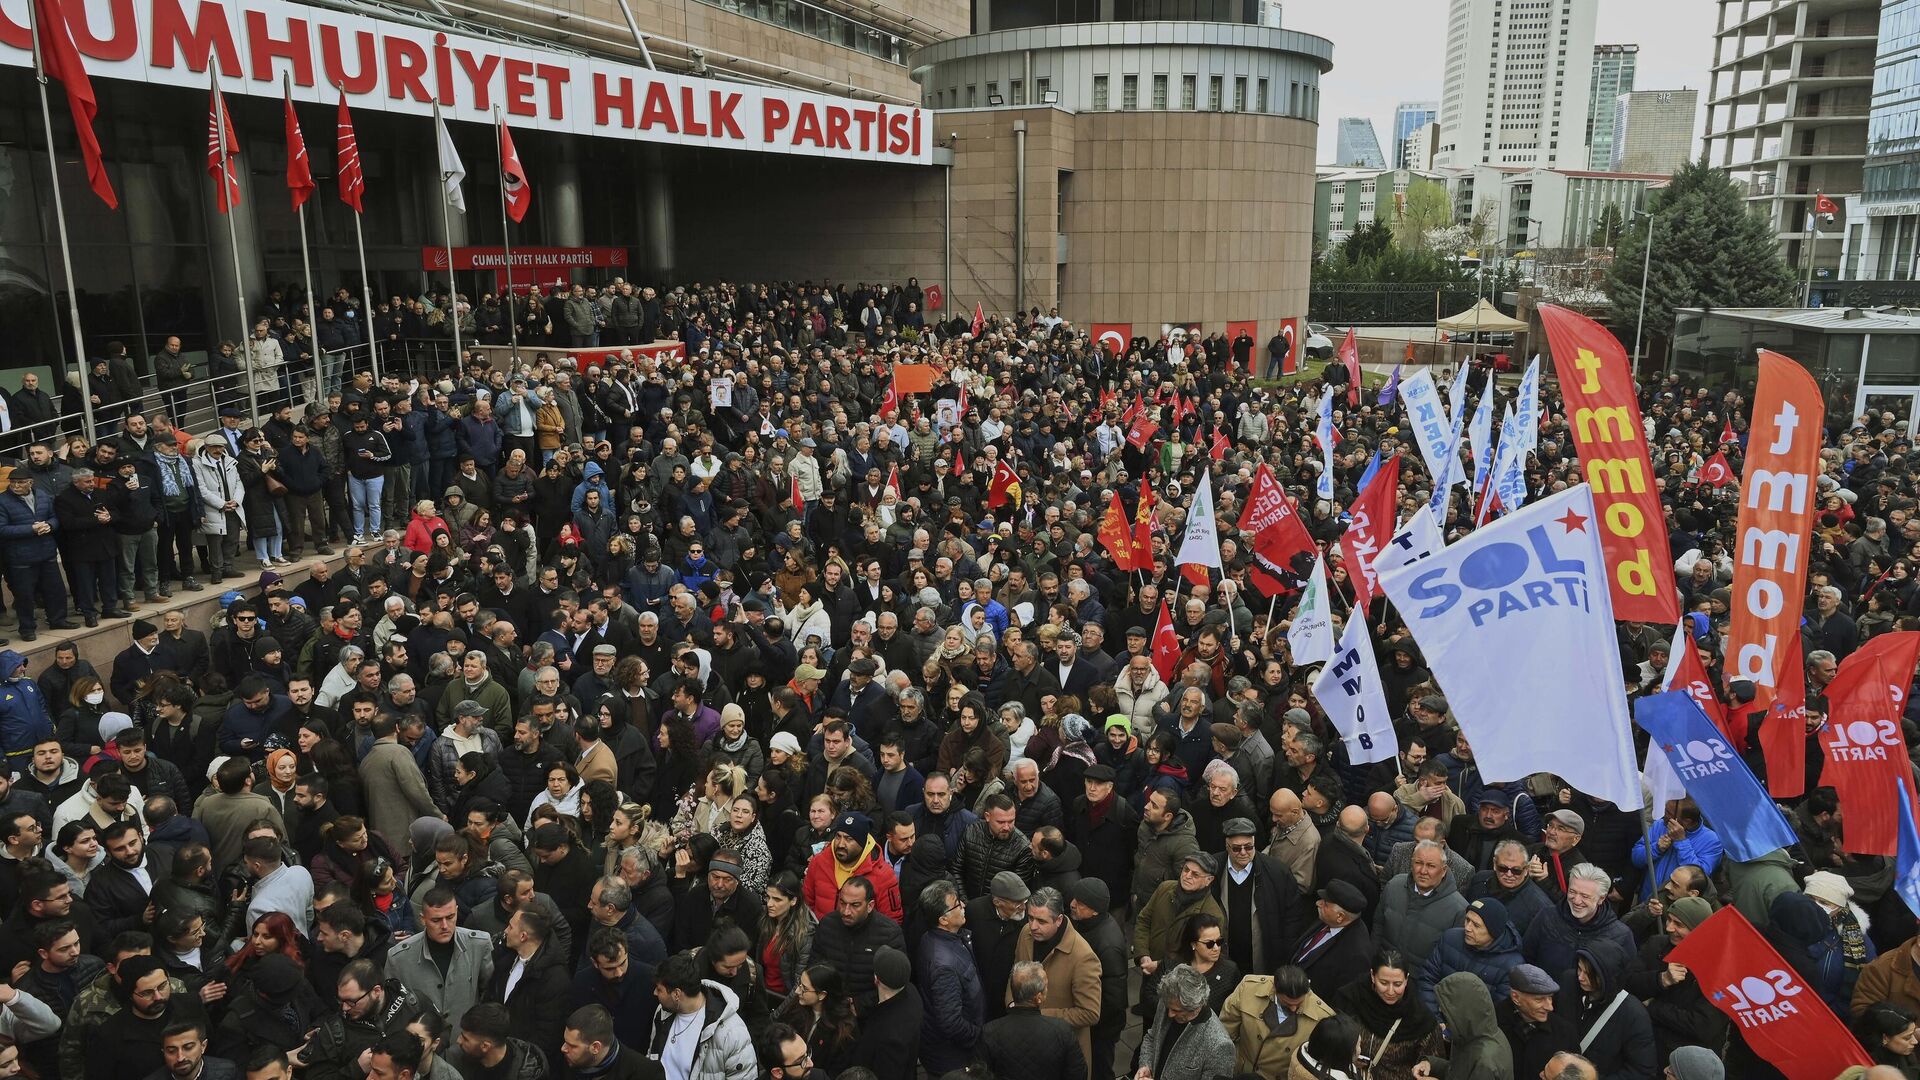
1378, 483, 1645, 809
1375, 504, 1445, 576
1287, 554, 1335, 666
1399, 371, 1453, 495
436, 109, 466, 213
1314, 386, 1337, 502
1312, 611, 1399, 765
1175, 469, 1222, 571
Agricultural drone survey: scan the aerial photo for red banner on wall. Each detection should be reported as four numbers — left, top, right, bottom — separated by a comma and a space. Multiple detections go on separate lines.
1539, 304, 1678, 623
1279, 317, 1300, 375
1727, 350, 1826, 712
1227, 320, 1258, 374
423, 246, 630, 271
1667, 906, 1872, 1080
566, 342, 686, 371
1091, 324, 1132, 357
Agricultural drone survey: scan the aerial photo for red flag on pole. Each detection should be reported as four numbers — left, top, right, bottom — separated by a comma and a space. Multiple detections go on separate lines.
952, 447, 966, 478
1099, 492, 1136, 571
335, 93, 365, 212
31, 0, 117, 208
969, 303, 985, 338
1150, 601, 1182, 684
284, 88, 314, 209
1821, 648, 1919, 856
499, 118, 530, 223
880, 370, 900, 418
987, 460, 1023, 510
884, 464, 902, 500
1337, 328, 1362, 406
1238, 464, 1316, 599
1670, 638, 1735, 745
207, 84, 242, 214
789, 476, 805, 518
1815, 192, 1840, 219
1339, 454, 1401, 611
1209, 427, 1230, 462
1131, 477, 1157, 571
1761, 631, 1808, 799
1666, 906, 1872, 1080
1697, 450, 1735, 488
1720, 415, 1736, 444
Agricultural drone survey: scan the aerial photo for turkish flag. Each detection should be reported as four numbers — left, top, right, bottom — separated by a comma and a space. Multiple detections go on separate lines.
1667, 906, 1871, 1080
1340, 454, 1400, 611
284, 88, 315, 210
1697, 451, 1734, 488
885, 465, 902, 499
1816, 193, 1840, 219
1150, 601, 1182, 684
987, 460, 1022, 509
499, 119, 531, 223
1091, 323, 1132, 357
1279, 318, 1299, 375
879, 371, 899, 418
789, 476, 805, 518
32, 0, 116, 208
1822, 644, 1920, 855
1099, 492, 1136, 571
1210, 428, 1231, 462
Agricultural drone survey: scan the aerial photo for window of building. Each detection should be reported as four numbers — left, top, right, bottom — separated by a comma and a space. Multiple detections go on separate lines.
1209, 75, 1224, 111
1153, 74, 1168, 109
1184, 75, 1198, 110
968, 85, 978, 107
987, 81, 999, 102
1257, 78, 1269, 112
1123, 74, 1138, 110
1092, 75, 1109, 110
1234, 76, 1247, 111
1012, 79, 1025, 105
1288, 81, 1298, 115
1037, 77, 1051, 100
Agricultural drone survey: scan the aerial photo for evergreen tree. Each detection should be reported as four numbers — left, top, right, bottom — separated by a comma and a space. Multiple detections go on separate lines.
1589, 203, 1625, 248
1606, 161, 1797, 359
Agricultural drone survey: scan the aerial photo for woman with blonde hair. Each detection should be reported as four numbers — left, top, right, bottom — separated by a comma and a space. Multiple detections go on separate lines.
676, 763, 750, 839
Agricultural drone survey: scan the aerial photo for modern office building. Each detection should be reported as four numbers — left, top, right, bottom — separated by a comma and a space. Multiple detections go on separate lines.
1841, 0, 1920, 283
1445, 165, 1664, 250
1587, 45, 1640, 170
1393, 100, 1438, 167
1404, 122, 1442, 171
1610, 89, 1697, 175
1313, 166, 1452, 249
1703, 0, 1878, 288
0, 0, 1332, 374
1336, 117, 1388, 168
1434, 0, 1598, 169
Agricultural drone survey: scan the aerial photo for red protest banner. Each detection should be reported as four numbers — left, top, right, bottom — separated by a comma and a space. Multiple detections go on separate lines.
1667, 906, 1872, 1080
1339, 454, 1400, 611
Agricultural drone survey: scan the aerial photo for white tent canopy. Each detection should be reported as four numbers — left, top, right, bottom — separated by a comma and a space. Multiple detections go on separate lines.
1437, 299, 1529, 334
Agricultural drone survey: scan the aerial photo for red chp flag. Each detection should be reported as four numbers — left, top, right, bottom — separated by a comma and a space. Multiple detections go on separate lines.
1131, 477, 1157, 571
1238, 464, 1316, 599
1697, 451, 1734, 488
1821, 649, 1918, 856
1336, 328, 1362, 406
31, 0, 116, 208
335, 93, 365, 212
1539, 304, 1679, 623
1727, 350, 1825, 713
789, 476, 805, 517
1761, 631, 1809, 799
1667, 906, 1872, 1080
969, 303, 985, 338
1339, 454, 1400, 612
284, 88, 314, 209
1099, 492, 1137, 571
1150, 600, 1182, 684
207, 84, 242, 213
499, 119, 530, 223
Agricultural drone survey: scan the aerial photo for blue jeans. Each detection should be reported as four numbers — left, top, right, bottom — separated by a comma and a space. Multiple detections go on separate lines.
349, 474, 384, 537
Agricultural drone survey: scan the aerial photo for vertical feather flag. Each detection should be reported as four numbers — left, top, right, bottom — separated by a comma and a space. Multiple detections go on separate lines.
31, 0, 116, 208
283, 87, 314, 209
335, 92, 365, 213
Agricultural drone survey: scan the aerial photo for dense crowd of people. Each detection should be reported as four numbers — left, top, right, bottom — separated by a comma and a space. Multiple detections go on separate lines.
0, 275, 1909, 1080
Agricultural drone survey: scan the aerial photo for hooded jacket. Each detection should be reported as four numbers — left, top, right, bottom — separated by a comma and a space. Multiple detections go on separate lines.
1520, 894, 1634, 981
643, 980, 757, 1080
1555, 940, 1654, 1080
1418, 914, 1524, 1015
1430, 973, 1514, 1080
801, 834, 904, 923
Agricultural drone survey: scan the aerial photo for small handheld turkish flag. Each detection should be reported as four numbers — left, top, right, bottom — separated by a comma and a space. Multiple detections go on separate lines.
1697, 451, 1734, 488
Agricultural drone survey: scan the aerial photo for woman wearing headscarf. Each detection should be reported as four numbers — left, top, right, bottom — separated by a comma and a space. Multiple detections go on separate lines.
1326, 948, 1441, 1080
1766, 890, 1850, 1018
1041, 712, 1098, 804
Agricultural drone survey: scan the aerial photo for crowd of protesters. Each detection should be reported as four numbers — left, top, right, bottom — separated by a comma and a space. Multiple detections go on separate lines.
0, 275, 1910, 1080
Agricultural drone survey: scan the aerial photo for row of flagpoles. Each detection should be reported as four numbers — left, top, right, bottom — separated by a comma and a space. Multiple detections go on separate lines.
29, 0, 534, 426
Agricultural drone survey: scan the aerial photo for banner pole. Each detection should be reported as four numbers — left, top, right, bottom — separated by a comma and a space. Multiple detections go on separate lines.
29, 2, 97, 444
289, 75, 322, 408
496, 107, 520, 366
436, 103, 465, 373
352, 210, 379, 382
215, 74, 261, 425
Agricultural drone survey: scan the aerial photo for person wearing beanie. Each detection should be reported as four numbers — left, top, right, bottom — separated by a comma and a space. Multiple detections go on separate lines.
850, 945, 923, 1076
1806, 870, 1878, 1001
1621, 893, 1727, 1064
1414, 893, 1523, 1014
801, 810, 903, 924
109, 618, 164, 708
1065, 876, 1128, 1076
1666, 1045, 1724, 1080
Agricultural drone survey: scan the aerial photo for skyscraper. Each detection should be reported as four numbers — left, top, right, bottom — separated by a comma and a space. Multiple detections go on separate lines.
1611, 89, 1696, 175
1336, 118, 1388, 168
1435, 0, 1599, 169
1393, 101, 1439, 168
1587, 45, 1639, 170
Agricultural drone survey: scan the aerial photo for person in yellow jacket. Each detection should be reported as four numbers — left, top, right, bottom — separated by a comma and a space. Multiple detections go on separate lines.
1218, 966, 1335, 1079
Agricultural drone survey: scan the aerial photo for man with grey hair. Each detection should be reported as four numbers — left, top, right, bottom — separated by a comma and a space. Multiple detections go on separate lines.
1806, 583, 1857, 659
316, 644, 364, 709
1521, 862, 1632, 976
1003, 639, 1062, 718
1134, 964, 1235, 1080
980, 960, 1086, 1080
886, 686, 940, 775
1373, 839, 1466, 969
616, 844, 674, 940
1011, 758, 1064, 836
1011, 885, 1102, 1072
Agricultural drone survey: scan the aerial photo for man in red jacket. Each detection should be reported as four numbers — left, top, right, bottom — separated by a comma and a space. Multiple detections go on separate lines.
802, 810, 903, 923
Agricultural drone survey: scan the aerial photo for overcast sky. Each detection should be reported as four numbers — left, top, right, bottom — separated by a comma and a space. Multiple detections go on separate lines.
1292, 0, 1721, 165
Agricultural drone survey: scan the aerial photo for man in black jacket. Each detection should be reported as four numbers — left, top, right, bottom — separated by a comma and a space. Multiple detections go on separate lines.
980, 961, 1085, 1080
1213, 816, 1304, 978
87, 820, 172, 937
849, 946, 921, 1076
54, 468, 128, 624
485, 908, 572, 1067
558, 1004, 662, 1080
1286, 878, 1373, 999
1068, 879, 1127, 1080
804, 877, 904, 1011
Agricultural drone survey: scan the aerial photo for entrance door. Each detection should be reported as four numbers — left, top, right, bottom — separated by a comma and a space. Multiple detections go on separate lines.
1860, 389, 1920, 437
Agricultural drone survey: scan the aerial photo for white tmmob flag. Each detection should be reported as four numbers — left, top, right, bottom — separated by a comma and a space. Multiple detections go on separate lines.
1287, 553, 1335, 667
1175, 469, 1222, 571
1312, 610, 1399, 765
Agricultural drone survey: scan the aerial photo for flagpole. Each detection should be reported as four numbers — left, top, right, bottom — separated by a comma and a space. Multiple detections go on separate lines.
338, 82, 380, 385
495, 107, 520, 365
28, 0, 98, 443
435, 103, 465, 373
212, 74, 260, 425
288, 75, 322, 407
1804, 191, 1819, 308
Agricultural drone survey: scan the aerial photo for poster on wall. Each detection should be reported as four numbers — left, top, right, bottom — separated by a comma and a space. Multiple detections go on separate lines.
1227, 321, 1259, 374
1279, 317, 1300, 375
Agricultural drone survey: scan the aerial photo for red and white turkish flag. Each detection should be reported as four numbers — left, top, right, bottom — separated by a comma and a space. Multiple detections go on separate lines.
1091, 323, 1132, 357
885, 464, 902, 499
499, 119, 530, 223
1697, 451, 1734, 488
1150, 600, 1182, 684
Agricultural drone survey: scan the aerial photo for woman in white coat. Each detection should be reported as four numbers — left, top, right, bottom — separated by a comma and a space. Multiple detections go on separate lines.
191, 437, 244, 581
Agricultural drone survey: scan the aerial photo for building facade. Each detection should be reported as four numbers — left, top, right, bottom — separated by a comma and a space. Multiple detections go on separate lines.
1336, 118, 1388, 168
1703, 0, 1878, 286
1313, 166, 1450, 249
0, 0, 1329, 379
1393, 101, 1439, 168
1610, 89, 1698, 174
1587, 44, 1640, 170
1840, 0, 1920, 284
1434, 0, 1598, 169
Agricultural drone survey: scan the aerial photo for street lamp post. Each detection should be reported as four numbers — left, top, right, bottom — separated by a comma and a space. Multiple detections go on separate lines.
1632, 209, 1656, 378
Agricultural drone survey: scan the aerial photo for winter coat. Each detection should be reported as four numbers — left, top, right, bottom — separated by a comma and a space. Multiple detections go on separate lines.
1623, 931, 1727, 1062
1113, 669, 1171, 734
1012, 920, 1104, 1067
1136, 1003, 1235, 1080
981, 1005, 1086, 1080
805, 911, 905, 1011
642, 981, 757, 1080
0, 660, 54, 770
1211, 851, 1306, 976
1519, 896, 1635, 981
359, 740, 441, 860
485, 941, 573, 1063
1432, 972, 1514, 1080
1133, 879, 1225, 965
917, 926, 985, 1074
950, 816, 1037, 900
849, 983, 924, 1078
801, 837, 903, 923
1554, 941, 1654, 1080
1374, 871, 1468, 969
1854, 934, 1920, 1017
1132, 810, 1200, 911
0, 488, 60, 567
384, 926, 494, 1039
1221, 975, 1335, 1077
1067, 794, 1138, 911
192, 449, 243, 535
1418, 919, 1524, 1015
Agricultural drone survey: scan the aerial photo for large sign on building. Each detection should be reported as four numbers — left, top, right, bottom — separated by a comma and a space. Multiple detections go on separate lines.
0, 0, 934, 164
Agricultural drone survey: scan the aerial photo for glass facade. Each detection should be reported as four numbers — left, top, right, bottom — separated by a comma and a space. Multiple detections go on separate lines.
1668, 312, 1883, 421
1866, 0, 1920, 209
698, 0, 911, 64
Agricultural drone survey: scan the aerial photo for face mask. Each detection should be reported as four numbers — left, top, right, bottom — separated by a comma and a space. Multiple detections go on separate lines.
85, 691, 105, 706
